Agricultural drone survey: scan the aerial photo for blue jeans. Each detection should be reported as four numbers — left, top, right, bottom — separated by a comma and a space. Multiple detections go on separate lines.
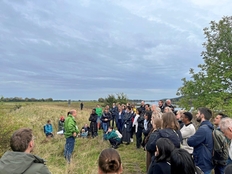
102, 122, 108, 133
64, 136, 75, 163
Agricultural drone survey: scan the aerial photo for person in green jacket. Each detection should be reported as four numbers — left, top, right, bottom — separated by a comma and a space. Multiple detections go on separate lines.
104, 126, 121, 149
64, 109, 79, 163
96, 104, 103, 130
0, 128, 51, 174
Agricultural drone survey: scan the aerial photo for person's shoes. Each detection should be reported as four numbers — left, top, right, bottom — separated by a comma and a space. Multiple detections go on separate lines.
130, 138, 133, 142
125, 142, 130, 145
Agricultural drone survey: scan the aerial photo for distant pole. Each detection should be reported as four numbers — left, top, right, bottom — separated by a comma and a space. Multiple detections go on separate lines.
68, 100, 71, 107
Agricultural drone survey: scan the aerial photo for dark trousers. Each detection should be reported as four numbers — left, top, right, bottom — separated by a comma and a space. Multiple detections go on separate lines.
109, 138, 120, 146
117, 119, 123, 133
214, 164, 226, 174
136, 128, 143, 148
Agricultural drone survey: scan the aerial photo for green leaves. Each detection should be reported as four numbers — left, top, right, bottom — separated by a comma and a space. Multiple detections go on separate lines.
177, 16, 232, 115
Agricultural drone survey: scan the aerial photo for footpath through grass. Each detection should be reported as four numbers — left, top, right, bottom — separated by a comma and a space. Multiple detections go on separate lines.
0, 102, 146, 174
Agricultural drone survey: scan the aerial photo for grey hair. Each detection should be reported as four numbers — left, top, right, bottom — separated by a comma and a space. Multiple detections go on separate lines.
219, 117, 232, 131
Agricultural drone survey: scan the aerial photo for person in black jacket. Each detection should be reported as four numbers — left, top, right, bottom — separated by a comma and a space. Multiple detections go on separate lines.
89, 108, 98, 138
122, 106, 133, 144
147, 138, 174, 174
101, 108, 112, 133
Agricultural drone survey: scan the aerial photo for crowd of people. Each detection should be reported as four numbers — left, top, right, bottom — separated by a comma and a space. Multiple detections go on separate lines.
1, 99, 232, 174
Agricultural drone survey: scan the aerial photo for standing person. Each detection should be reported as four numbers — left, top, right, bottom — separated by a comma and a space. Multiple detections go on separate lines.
133, 108, 142, 149
175, 110, 185, 129
101, 108, 112, 133
213, 113, 228, 174
140, 100, 146, 113
110, 103, 118, 128
145, 116, 162, 171
0, 128, 51, 174
64, 109, 79, 163
44, 120, 54, 138
116, 105, 125, 133
80, 102, 84, 110
164, 99, 174, 112
158, 100, 165, 113
170, 148, 203, 174
141, 111, 152, 148
96, 104, 103, 130
89, 108, 98, 138
147, 138, 174, 174
187, 107, 214, 174
180, 112, 196, 154
122, 106, 133, 145
98, 148, 123, 174
219, 118, 232, 173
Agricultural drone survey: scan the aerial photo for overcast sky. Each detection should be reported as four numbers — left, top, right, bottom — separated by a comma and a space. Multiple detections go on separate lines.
1, 0, 232, 101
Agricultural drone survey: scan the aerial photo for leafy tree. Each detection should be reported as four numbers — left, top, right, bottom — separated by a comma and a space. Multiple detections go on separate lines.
104, 93, 128, 107
177, 16, 232, 114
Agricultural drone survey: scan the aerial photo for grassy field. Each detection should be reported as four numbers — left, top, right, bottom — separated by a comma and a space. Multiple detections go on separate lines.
0, 102, 146, 174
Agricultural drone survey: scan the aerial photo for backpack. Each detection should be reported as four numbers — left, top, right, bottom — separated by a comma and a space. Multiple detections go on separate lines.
115, 130, 122, 138
212, 129, 229, 165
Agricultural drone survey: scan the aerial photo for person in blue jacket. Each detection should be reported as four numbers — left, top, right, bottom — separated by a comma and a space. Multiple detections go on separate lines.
187, 107, 214, 174
44, 120, 53, 138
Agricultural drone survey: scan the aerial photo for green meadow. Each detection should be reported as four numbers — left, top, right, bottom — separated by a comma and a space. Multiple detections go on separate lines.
0, 102, 146, 174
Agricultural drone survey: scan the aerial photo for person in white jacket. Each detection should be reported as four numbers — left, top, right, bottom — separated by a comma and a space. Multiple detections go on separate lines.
180, 112, 196, 154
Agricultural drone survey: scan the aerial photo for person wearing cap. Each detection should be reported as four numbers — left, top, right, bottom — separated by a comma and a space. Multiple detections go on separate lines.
180, 112, 196, 154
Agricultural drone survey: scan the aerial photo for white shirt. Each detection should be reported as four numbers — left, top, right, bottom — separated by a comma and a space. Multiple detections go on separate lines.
181, 122, 196, 154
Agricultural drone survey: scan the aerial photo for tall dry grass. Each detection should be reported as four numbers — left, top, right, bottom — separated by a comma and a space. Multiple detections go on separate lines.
1, 103, 146, 174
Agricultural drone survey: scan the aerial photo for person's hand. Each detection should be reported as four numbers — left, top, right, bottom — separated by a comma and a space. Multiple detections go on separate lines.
73, 132, 77, 137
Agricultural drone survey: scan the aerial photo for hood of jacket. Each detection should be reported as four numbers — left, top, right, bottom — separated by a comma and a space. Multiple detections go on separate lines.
0, 151, 45, 174
200, 120, 214, 130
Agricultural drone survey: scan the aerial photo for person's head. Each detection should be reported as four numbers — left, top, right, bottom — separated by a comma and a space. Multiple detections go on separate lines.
69, 109, 77, 117
108, 126, 113, 132
214, 113, 228, 126
126, 106, 131, 112
196, 107, 212, 122
92, 108, 96, 114
170, 148, 198, 174
162, 112, 180, 131
104, 108, 109, 113
60, 116, 65, 121
98, 148, 123, 174
145, 104, 150, 111
164, 107, 172, 113
151, 117, 162, 130
144, 111, 152, 121
47, 120, 51, 124
219, 117, 232, 139
181, 112, 193, 124
158, 100, 163, 107
151, 104, 157, 112
141, 100, 145, 106
166, 99, 171, 106
176, 110, 186, 120
155, 138, 175, 163
136, 108, 142, 115
152, 109, 162, 119
10, 128, 35, 153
